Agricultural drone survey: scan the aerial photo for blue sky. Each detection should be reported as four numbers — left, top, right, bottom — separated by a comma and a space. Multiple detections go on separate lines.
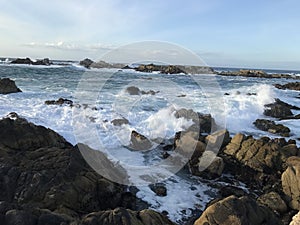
0, 0, 300, 69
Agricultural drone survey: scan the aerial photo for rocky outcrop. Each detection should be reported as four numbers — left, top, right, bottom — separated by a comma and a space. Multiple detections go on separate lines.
194, 195, 282, 225
79, 58, 126, 69
223, 134, 299, 174
282, 157, 300, 211
0, 113, 134, 223
0, 78, 22, 94
254, 119, 290, 137
218, 69, 298, 79
11, 58, 52, 66
80, 207, 175, 225
128, 130, 152, 151
257, 191, 288, 214
111, 118, 129, 126
45, 98, 73, 106
264, 99, 295, 119
79, 58, 94, 68
275, 82, 300, 91
125, 86, 159, 95
136, 64, 186, 74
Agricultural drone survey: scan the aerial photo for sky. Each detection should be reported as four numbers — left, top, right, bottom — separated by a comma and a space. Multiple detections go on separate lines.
0, 0, 300, 69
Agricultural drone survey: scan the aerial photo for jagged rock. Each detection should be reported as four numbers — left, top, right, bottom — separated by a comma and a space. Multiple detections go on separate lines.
257, 191, 288, 214
219, 186, 247, 198
275, 82, 300, 91
80, 208, 175, 225
0, 113, 128, 217
10, 58, 52, 66
218, 69, 296, 79
264, 100, 293, 119
125, 86, 159, 95
11, 57, 33, 65
135, 64, 186, 74
111, 118, 129, 126
282, 157, 300, 211
194, 195, 283, 225
5, 210, 37, 225
149, 183, 167, 197
0, 78, 22, 94
79, 58, 94, 68
129, 130, 152, 151
45, 98, 73, 106
254, 119, 290, 136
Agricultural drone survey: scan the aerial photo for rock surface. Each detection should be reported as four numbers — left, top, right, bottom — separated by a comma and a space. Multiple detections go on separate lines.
11, 58, 52, 66
290, 211, 300, 225
125, 86, 159, 95
0, 78, 22, 94
111, 118, 129, 126
194, 195, 283, 225
45, 98, 73, 106
79, 58, 94, 68
275, 82, 300, 91
257, 191, 288, 214
264, 99, 294, 119
129, 130, 152, 151
282, 157, 300, 211
218, 69, 298, 79
254, 119, 290, 136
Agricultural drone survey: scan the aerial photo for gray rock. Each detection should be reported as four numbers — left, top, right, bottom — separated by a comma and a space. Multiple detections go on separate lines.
0, 78, 22, 94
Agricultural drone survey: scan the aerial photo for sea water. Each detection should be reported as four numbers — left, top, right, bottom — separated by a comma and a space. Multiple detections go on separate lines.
0, 64, 299, 223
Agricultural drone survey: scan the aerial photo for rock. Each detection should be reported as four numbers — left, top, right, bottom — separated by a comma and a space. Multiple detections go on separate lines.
45, 98, 73, 106
10, 58, 52, 66
264, 99, 294, 119
125, 86, 159, 95
219, 186, 247, 198
196, 151, 224, 179
194, 195, 283, 225
205, 129, 231, 149
275, 82, 300, 91
257, 191, 288, 214
111, 118, 129, 126
10, 58, 33, 65
282, 157, 300, 210
33, 58, 52, 66
0, 113, 128, 217
254, 119, 291, 136
129, 130, 152, 151
135, 64, 186, 74
290, 211, 300, 225
174, 108, 217, 133
80, 207, 175, 225
79, 58, 94, 68
0, 78, 22, 94
5, 210, 37, 225
218, 69, 297, 79
149, 183, 167, 197
224, 93, 230, 95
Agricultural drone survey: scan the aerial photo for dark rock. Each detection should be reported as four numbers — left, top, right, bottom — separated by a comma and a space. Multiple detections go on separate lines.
194, 195, 283, 225
218, 69, 298, 79
45, 98, 73, 106
149, 183, 167, 197
177, 94, 187, 97
257, 191, 287, 214
0, 78, 22, 94
11, 58, 33, 65
111, 118, 129, 126
224, 93, 230, 95
80, 207, 175, 225
264, 99, 294, 119
129, 130, 152, 151
79, 58, 94, 68
254, 119, 290, 136
11, 58, 52, 66
126, 86, 159, 95
247, 92, 257, 96
135, 64, 186, 74
275, 82, 300, 91
5, 210, 37, 225
219, 186, 247, 198
282, 156, 300, 210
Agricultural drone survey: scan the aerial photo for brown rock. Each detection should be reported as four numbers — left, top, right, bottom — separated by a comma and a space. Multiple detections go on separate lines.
257, 191, 288, 214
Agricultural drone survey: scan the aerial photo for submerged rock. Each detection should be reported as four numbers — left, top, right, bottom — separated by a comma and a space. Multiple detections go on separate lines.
125, 86, 159, 95
254, 119, 291, 137
129, 130, 152, 151
0, 78, 22, 94
194, 195, 283, 225
45, 98, 73, 106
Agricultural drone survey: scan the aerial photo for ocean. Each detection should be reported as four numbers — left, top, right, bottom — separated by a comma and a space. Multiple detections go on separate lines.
0, 63, 299, 223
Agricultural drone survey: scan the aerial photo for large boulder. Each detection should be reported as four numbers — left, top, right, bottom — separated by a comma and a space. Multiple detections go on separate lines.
257, 191, 288, 214
0, 113, 128, 217
264, 99, 298, 119
282, 157, 300, 211
10, 58, 33, 64
254, 119, 290, 137
194, 195, 283, 225
80, 207, 175, 225
275, 82, 300, 91
128, 130, 152, 151
0, 78, 22, 94
10, 58, 52, 66
79, 58, 94, 68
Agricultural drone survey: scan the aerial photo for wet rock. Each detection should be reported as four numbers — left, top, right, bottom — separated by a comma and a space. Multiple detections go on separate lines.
5, 210, 37, 225
196, 151, 224, 179
264, 99, 294, 119
282, 157, 300, 210
111, 118, 129, 126
224, 92, 230, 95
254, 119, 291, 137
11, 57, 33, 65
126, 86, 159, 95
45, 98, 73, 106
205, 129, 231, 149
11, 57, 52, 66
218, 69, 296, 79
194, 195, 283, 225
0, 78, 22, 94
129, 130, 152, 151
275, 82, 300, 91
257, 191, 288, 214
135, 64, 186, 74
219, 186, 247, 198
79, 58, 94, 68
80, 207, 175, 225
149, 183, 167, 197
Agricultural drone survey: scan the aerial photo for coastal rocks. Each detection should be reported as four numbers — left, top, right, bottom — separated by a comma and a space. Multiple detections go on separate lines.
218, 69, 296, 79
290, 211, 300, 225
126, 86, 159, 95
80, 208, 175, 225
282, 157, 300, 210
257, 191, 288, 214
0, 113, 128, 218
223, 134, 299, 174
79, 58, 94, 68
149, 183, 167, 197
174, 108, 216, 133
0, 78, 22, 94
254, 119, 290, 136
11, 58, 52, 66
194, 195, 282, 225
135, 64, 186, 74
45, 98, 73, 106
128, 130, 152, 151
275, 82, 300, 91
111, 118, 129, 126
264, 99, 294, 119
